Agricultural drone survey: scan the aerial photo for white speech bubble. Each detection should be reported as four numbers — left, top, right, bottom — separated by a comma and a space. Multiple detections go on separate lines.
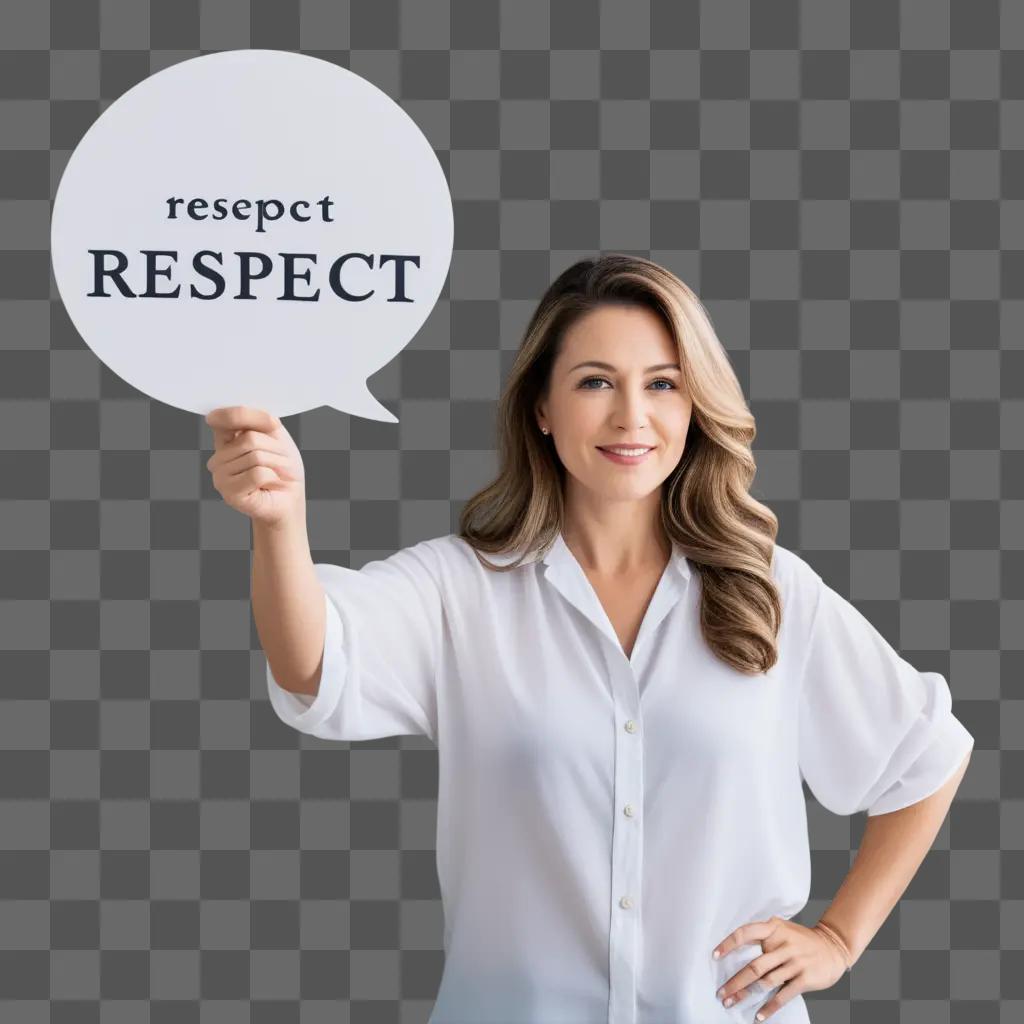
50, 49, 454, 423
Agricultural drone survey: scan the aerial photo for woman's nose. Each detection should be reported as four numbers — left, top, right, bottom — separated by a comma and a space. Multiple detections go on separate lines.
611, 396, 650, 430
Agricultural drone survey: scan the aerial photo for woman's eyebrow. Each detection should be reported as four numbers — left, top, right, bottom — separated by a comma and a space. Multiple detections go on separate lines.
568, 360, 681, 373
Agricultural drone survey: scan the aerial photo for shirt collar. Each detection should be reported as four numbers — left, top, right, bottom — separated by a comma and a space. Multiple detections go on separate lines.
536, 530, 692, 665
539, 530, 692, 583
477, 530, 693, 585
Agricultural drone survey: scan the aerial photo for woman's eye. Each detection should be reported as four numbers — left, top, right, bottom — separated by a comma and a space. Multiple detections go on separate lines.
578, 377, 676, 391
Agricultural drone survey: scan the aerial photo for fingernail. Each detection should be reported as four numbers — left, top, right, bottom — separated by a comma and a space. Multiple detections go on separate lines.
712, 949, 720, 959
723, 996, 734, 1007
756, 1014, 765, 1022
716, 987, 724, 998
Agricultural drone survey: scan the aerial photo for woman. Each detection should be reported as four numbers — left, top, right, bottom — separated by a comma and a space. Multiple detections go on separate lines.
207, 253, 974, 1023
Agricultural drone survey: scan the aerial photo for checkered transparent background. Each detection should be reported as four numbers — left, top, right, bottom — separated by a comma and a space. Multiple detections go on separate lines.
0, 0, 1020, 1021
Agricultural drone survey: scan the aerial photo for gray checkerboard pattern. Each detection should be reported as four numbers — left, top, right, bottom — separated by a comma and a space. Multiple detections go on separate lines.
0, 0, 1018, 1020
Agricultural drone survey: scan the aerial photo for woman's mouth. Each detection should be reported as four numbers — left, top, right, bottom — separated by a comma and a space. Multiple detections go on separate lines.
596, 445, 655, 465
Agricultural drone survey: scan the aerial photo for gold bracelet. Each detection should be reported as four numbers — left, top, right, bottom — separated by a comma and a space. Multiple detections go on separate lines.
814, 920, 853, 973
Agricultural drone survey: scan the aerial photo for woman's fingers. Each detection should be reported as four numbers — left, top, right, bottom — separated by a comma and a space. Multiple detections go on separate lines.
232, 464, 291, 494
716, 947, 789, 1006
205, 406, 280, 447
751, 977, 805, 1021
222, 448, 298, 481
206, 428, 287, 470
202, 408, 305, 528
713, 918, 777, 959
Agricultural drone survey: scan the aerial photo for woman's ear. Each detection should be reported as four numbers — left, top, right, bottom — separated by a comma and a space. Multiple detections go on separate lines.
534, 400, 547, 433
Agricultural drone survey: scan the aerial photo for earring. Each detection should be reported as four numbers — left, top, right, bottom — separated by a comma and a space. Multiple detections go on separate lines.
541, 427, 549, 435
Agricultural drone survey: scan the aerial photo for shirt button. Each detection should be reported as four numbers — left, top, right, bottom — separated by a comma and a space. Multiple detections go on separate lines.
624, 719, 637, 733
619, 896, 633, 909
623, 804, 635, 817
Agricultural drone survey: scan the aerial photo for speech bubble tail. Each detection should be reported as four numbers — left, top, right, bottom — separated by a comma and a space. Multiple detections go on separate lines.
328, 383, 399, 424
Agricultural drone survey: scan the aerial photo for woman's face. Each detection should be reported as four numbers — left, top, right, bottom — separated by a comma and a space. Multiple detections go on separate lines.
536, 303, 694, 504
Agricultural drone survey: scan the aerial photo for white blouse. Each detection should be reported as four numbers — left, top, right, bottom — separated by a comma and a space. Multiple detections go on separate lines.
267, 531, 974, 1024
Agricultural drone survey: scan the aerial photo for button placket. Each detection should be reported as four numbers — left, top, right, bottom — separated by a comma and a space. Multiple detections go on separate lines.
607, 654, 644, 1024
536, 535, 687, 1024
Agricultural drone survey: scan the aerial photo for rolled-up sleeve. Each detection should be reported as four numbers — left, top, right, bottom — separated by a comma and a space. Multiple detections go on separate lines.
266, 541, 442, 744
796, 573, 974, 817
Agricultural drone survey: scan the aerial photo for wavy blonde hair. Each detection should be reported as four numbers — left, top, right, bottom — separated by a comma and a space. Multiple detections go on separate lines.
458, 253, 782, 676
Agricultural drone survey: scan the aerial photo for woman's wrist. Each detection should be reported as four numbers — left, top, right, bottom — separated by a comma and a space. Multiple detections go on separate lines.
813, 918, 855, 972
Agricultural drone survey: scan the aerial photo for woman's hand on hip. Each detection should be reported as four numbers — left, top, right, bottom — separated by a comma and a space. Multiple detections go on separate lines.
711, 915, 851, 1021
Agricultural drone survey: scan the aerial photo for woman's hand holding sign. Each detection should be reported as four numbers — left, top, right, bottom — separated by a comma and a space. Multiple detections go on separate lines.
205, 407, 307, 529
207, 405, 325, 700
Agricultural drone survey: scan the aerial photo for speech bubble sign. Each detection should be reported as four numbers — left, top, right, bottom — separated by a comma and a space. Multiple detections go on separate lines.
50, 49, 454, 423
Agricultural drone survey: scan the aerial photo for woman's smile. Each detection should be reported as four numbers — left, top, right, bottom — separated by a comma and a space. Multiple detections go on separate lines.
596, 444, 656, 465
